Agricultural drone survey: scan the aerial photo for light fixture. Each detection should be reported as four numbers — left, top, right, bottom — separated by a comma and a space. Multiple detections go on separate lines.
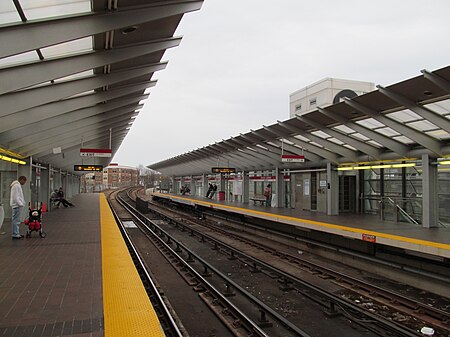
439, 160, 450, 165
337, 162, 416, 171
370, 165, 391, 169
391, 163, 416, 168
337, 167, 354, 171
0, 154, 26, 165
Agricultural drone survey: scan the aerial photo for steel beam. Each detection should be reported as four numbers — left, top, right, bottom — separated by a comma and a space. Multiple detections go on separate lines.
276, 120, 358, 160
377, 85, 450, 133
263, 125, 339, 162
0, 63, 163, 115
22, 114, 135, 155
9, 106, 140, 149
297, 115, 381, 159
344, 97, 442, 155
0, 93, 146, 134
0, 1, 203, 58
1, 87, 149, 143
31, 124, 129, 158
317, 107, 409, 157
0, 38, 181, 95
421, 69, 450, 93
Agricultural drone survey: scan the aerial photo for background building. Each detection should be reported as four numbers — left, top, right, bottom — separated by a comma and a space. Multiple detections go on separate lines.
81, 164, 139, 192
103, 164, 139, 189
290, 78, 375, 117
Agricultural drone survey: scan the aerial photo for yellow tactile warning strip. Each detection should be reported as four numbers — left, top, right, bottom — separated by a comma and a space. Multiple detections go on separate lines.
100, 193, 165, 337
153, 193, 450, 254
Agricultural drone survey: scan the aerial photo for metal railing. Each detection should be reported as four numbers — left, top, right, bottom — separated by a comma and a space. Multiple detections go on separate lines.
378, 196, 422, 224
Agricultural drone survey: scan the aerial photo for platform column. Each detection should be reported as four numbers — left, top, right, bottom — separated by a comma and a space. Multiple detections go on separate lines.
18, 157, 32, 215
422, 154, 438, 228
190, 175, 195, 196
326, 163, 339, 216
180, 177, 184, 194
40, 164, 50, 208
275, 167, 284, 208
202, 174, 208, 197
54, 169, 61, 191
243, 171, 250, 204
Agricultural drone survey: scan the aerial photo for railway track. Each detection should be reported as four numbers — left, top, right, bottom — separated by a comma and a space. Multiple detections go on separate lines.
134, 190, 449, 337
114, 188, 447, 336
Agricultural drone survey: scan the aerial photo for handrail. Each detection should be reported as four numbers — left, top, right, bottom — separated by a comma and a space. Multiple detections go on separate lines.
385, 197, 419, 225
363, 196, 421, 224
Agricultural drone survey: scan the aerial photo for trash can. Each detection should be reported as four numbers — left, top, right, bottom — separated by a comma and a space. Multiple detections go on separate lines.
218, 191, 225, 201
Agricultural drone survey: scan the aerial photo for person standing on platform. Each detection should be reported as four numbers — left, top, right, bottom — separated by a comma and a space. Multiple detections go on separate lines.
264, 183, 272, 207
10, 176, 26, 239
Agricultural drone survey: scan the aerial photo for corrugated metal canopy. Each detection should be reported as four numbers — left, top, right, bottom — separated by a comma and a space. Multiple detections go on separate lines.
0, 0, 203, 172
149, 66, 450, 176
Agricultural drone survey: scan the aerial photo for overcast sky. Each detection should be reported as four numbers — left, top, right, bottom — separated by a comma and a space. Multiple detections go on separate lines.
112, 0, 450, 168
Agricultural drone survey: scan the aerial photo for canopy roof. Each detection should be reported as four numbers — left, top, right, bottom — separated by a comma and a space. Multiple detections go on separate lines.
149, 65, 450, 176
0, 0, 203, 172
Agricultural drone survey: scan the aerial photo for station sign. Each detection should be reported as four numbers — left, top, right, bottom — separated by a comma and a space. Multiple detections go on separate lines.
211, 167, 236, 174
281, 154, 305, 162
362, 234, 376, 243
74, 165, 104, 172
80, 148, 112, 158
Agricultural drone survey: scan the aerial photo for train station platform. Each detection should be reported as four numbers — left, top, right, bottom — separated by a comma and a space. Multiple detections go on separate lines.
0, 193, 164, 337
151, 192, 450, 260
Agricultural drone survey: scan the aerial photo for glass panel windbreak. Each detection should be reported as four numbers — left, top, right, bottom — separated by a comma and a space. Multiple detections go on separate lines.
384, 168, 402, 197
20, 0, 91, 21
438, 169, 450, 224
363, 168, 381, 214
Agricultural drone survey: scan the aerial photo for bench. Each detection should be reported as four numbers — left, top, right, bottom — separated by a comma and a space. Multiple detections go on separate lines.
250, 195, 266, 205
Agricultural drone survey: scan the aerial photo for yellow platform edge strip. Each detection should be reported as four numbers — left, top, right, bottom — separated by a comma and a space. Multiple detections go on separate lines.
100, 193, 165, 337
154, 192, 450, 252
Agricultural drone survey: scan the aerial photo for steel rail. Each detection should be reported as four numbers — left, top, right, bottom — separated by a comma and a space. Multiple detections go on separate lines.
145, 199, 424, 337
117, 193, 312, 337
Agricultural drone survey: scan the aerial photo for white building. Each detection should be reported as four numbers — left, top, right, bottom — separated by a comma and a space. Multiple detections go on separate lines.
290, 78, 375, 117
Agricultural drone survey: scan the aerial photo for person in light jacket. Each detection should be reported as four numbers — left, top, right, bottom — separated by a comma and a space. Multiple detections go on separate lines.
10, 176, 26, 239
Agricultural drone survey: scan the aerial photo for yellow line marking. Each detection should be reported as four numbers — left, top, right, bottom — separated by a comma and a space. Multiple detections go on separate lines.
100, 194, 165, 337
154, 193, 450, 251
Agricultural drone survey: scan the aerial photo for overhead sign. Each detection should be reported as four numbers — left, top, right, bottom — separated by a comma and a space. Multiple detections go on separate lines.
281, 154, 305, 162
212, 167, 236, 174
80, 148, 112, 158
74, 165, 103, 172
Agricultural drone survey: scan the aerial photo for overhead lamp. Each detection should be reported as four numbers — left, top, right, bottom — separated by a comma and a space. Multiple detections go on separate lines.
0, 154, 26, 165
337, 167, 354, 171
370, 165, 391, 169
391, 163, 416, 168
439, 160, 450, 165
337, 163, 416, 171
